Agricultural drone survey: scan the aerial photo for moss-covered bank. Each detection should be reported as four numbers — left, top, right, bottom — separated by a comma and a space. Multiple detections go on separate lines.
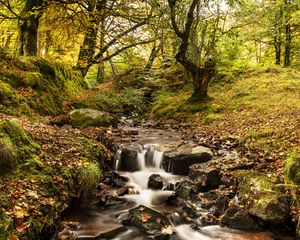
0, 50, 87, 116
0, 118, 104, 239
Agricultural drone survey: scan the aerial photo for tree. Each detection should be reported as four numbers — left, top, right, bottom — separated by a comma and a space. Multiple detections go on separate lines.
167, 0, 215, 100
0, 0, 46, 56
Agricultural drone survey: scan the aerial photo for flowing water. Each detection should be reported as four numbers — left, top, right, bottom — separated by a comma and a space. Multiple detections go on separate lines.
59, 127, 291, 240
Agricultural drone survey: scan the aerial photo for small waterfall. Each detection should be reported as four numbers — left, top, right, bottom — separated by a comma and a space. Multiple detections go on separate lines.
117, 144, 164, 172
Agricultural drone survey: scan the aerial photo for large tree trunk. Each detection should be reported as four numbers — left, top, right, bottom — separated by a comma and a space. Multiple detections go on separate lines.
18, 0, 43, 56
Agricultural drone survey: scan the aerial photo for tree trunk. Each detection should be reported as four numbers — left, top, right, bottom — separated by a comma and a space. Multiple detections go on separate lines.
274, 6, 283, 65
77, 25, 99, 76
18, 0, 43, 56
168, 0, 215, 101
284, 0, 291, 67
144, 42, 161, 71
284, 23, 291, 67
274, 35, 281, 65
96, 16, 106, 83
77, 1, 106, 77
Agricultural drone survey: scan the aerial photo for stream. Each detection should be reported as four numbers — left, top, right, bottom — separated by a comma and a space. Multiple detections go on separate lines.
57, 127, 291, 240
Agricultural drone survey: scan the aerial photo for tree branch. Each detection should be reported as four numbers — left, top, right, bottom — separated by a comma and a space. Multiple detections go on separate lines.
94, 39, 154, 63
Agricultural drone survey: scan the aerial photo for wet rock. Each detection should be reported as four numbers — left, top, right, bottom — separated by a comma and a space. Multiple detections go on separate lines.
181, 201, 201, 218
220, 205, 261, 231
148, 174, 164, 190
237, 171, 290, 226
175, 181, 198, 199
103, 171, 128, 188
164, 152, 212, 175
118, 147, 139, 172
213, 196, 229, 217
105, 196, 127, 208
69, 108, 115, 128
164, 183, 175, 191
189, 163, 221, 190
129, 205, 173, 236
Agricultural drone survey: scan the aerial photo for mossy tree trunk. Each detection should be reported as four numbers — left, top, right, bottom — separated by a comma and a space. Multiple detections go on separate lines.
18, 0, 44, 56
77, 0, 106, 77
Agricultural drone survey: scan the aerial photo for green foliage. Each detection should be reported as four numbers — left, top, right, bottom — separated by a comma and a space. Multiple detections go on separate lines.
78, 162, 102, 190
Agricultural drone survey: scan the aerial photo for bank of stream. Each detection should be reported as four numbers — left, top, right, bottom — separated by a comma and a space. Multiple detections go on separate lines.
56, 126, 294, 240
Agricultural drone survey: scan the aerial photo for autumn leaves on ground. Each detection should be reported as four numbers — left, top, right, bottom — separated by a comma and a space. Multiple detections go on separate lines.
0, 51, 299, 239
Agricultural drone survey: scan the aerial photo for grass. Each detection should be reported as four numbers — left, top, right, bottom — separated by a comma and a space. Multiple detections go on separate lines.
151, 66, 300, 166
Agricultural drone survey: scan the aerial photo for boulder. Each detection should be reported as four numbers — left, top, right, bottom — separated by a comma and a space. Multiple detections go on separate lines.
220, 205, 261, 231
70, 108, 115, 128
237, 171, 290, 226
129, 205, 173, 236
164, 152, 212, 175
118, 147, 139, 172
175, 180, 198, 199
189, 163, 221, 190
148, 174, 164, 190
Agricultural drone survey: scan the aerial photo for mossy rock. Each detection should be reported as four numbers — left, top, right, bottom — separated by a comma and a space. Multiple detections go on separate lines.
129, 205, 172, 233
285, 152, 300, 186
23, 72, 44, 88
70, 108, 115, 128
237, 171, 290, 225
0, 140, 16, 172
0, 120, 39, 164
0, 82, 14, 102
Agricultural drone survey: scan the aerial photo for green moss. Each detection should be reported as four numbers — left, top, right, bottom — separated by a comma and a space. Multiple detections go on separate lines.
23, 72, 44, 88
0, 81, 14, 102
0, 56, 88, 116
0, 138, 16, 173
0, 120, 39, 164
285, 152, 300, 185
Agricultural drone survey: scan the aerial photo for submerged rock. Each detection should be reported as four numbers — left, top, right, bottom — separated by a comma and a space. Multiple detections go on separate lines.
129, 205, 173, 237
220, 204, 261, 231
70, 108, 115, 128
148, 174, 164, 190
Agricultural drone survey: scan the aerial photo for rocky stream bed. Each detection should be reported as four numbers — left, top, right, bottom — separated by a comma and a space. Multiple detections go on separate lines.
55, 124, 295, 240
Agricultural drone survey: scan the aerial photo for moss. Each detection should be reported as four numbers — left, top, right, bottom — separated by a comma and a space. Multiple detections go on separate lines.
285, 152, 300, 185
23, 72, 44, 88
0, 56, 88, 116
0, 120, 39, 164
0, 139, 16, 173
0, 81, 14, 102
